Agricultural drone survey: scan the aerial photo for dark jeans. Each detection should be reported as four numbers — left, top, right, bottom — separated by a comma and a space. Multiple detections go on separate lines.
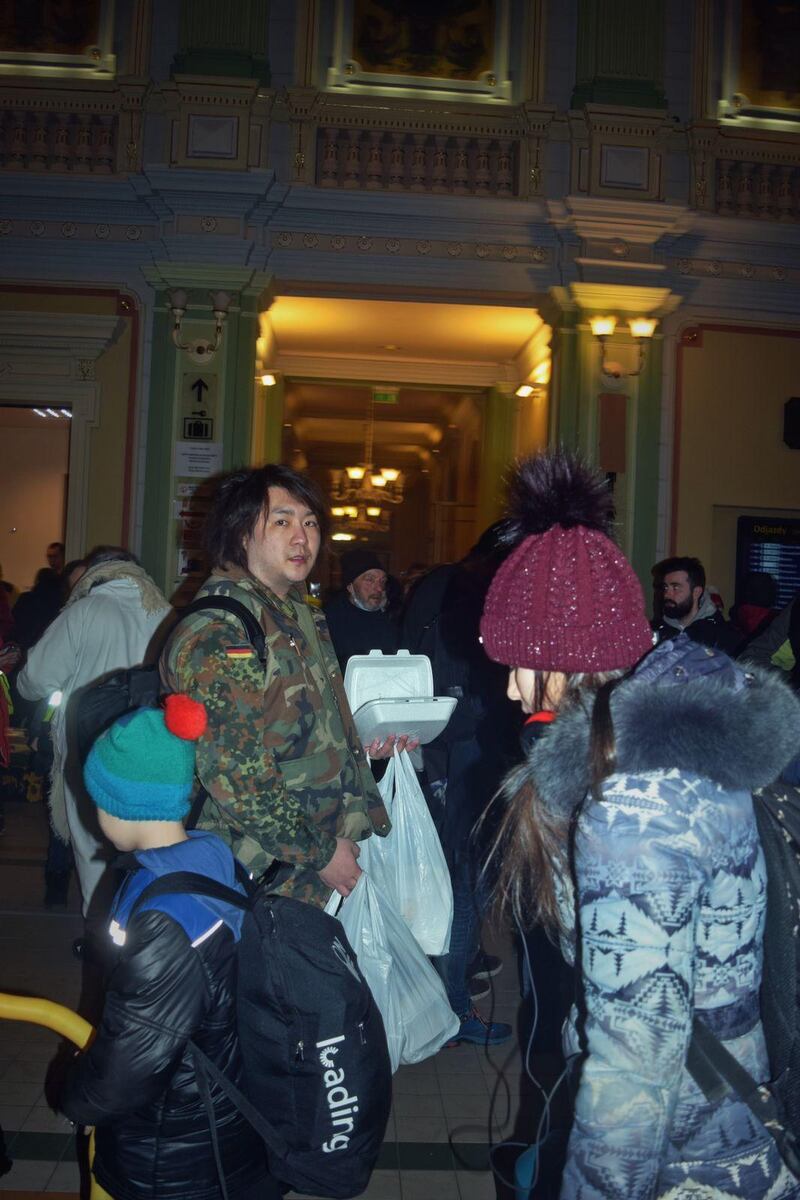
46, 830, 73, 874
518, 925, 574, 1055
429, 737, 490, 1017
432, 853, 484, 1016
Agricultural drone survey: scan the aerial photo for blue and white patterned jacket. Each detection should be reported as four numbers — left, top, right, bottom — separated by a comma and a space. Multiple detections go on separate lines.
520, 638, 800, 1199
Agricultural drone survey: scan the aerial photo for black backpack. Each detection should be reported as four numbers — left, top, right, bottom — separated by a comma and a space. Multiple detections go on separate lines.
75, 595, 267, 763
687, 780, 800, 1179
125, 868, 392, 1199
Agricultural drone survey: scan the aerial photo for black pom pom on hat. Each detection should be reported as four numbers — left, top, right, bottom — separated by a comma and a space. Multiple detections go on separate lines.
498, 447, 615, 546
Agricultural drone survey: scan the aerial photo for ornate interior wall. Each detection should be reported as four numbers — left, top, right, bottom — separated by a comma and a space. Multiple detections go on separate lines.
0, 0, 796, 596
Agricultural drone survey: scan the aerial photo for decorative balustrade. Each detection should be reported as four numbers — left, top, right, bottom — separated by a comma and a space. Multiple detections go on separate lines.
315, 127, 520, 197
691, 124, 800, 220
715, 159, 800, 221
0, 109, 120, 173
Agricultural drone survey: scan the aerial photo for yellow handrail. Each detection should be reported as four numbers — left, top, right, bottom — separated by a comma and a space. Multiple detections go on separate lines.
0, 993, 93, 1047
0, 991, 112, 1200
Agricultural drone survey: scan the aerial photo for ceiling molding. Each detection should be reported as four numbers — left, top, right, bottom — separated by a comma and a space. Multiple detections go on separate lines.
272, 280, 544, 307
273, 352, 513, 387
0, 311, 124, 364
292, 416, 443, 447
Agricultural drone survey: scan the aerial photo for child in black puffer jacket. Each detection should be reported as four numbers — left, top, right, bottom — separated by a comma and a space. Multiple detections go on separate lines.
60, 695, 279, 1200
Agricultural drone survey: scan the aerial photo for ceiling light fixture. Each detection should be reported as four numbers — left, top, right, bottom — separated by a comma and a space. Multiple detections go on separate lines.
331, 391, 404, 535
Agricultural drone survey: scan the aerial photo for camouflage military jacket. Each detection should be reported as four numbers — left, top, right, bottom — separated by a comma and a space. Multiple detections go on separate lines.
161, 567, 390, 905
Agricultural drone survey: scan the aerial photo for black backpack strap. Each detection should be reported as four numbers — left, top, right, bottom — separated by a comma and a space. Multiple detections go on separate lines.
688, 1017, 800, 1179
182, 595, 267, 665
126, 870, 252, 923
190, 1041, 292, 1198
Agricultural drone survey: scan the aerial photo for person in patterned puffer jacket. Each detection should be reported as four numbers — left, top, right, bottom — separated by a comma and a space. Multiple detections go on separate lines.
162, 464, 415, 908
479, 450, 800, 1200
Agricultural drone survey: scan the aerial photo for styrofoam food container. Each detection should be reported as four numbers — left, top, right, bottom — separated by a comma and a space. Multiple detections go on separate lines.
344, 649, 456, 745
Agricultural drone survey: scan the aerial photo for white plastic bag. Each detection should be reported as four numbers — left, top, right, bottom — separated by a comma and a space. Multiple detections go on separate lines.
326, 874, 458, 1072
348, 752, 397, 899
362, 748, 453, 956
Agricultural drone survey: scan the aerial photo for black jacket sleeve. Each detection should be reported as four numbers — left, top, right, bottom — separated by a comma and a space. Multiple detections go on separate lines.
61, 912, 209, 1125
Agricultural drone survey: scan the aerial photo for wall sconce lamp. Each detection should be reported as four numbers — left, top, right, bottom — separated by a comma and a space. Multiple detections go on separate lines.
589, 316, 658, 379
515, 383, 534, 398
259, 372, 277, 387
168, 289, 232, 360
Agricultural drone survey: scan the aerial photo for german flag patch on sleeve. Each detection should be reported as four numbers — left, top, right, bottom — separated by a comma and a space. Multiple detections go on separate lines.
225, 645, 255, 659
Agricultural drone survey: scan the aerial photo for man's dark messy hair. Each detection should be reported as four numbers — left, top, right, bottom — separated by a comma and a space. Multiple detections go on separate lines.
205, 465, 329, 570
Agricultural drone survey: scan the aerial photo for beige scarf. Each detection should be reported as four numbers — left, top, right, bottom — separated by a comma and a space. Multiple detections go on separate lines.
66, 559, 168, 615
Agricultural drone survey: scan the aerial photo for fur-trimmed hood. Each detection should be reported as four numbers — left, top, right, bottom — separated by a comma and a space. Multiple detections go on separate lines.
523, 656, 800, 820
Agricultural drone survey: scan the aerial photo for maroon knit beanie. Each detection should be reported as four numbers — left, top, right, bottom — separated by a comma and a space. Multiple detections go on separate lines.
480, 452, 654, 672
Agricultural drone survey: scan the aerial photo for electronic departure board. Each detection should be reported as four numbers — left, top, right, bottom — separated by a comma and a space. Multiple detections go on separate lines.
736, 516, 800, 608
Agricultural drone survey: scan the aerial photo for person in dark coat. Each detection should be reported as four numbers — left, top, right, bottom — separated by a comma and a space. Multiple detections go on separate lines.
653, 555, 738, 652
401, 527, 520, 1044
324, 548, 399, 671
60, 695, 276, 1200
12, 568, 63, 652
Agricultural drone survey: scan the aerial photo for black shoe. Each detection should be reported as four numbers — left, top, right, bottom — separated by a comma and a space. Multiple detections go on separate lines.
468, 977, 490, 1003
468, 952, 503, 981
0, 1154, 12, 1178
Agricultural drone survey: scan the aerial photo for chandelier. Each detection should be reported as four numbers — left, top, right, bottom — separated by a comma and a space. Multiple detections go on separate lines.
330, 394, 404, 540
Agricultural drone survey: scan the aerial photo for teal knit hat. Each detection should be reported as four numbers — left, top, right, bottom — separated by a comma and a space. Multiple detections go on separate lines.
83, 694, 207, 821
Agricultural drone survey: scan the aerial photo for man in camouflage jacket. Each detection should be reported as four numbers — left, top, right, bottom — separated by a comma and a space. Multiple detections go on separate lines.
161, 465, 410, 906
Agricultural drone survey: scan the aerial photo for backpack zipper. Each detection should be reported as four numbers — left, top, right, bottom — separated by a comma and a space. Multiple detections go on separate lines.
267, 905, 305, 1066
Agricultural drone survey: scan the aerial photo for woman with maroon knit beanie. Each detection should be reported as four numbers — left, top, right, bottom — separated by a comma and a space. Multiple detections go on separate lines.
480, 449, 800, 1200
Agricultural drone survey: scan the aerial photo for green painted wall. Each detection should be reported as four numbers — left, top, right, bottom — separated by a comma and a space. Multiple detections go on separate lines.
476, 387, 517, 531
141, 280, 262, 595
572, 0, 667, 109
550, 314, 664, 596
173, 0, 270, 83
141, 288, 179, 591
629, 334, 663, 593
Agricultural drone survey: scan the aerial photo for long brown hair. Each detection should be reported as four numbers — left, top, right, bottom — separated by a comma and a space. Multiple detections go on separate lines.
485, 672, 622, 937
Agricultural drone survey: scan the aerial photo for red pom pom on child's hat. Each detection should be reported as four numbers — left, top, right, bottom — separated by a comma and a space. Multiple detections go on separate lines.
163, 693, 207, 741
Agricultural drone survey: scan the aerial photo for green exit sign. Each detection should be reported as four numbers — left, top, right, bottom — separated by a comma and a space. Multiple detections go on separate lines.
372, 386, 399, 405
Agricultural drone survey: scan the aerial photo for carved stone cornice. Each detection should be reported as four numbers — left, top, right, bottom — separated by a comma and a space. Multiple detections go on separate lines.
0, 312, 123, 364
548, 196, 690, 245
544, 283, 682, 324
306, 90, 553, 142
159, 74, 267, 113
